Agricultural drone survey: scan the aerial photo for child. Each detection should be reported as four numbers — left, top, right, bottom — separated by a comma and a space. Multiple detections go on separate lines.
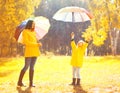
70, 32, 88, 86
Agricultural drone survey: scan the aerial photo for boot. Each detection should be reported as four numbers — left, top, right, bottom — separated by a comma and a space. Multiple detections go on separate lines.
69, 78, 76, 86
17, 70, 26, 87
29, 69, 35, 87
76, 78, 80, 86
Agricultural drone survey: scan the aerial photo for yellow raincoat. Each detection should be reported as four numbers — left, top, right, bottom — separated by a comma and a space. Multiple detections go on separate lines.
22, 29, 40, 57
71, 41, 88, 68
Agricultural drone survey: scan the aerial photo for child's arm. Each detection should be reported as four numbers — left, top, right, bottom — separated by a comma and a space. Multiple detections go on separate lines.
84, 38, 92, 48
83, 37, 92, 50
83, 42, 88, 49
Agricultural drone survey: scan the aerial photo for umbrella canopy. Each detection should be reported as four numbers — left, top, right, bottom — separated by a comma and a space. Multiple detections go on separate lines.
53, 6, 93, 22
14, 16, 50, 42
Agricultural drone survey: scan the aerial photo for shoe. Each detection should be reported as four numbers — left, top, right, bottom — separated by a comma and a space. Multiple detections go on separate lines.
76, 78, 80, 86
69, 78, 76, 86
29, 70, 35, 87
17, 70, 26, 87
29, 84, 35, 87
17, 83, 26, 87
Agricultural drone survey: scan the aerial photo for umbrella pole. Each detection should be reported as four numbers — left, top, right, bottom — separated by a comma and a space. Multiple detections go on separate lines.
72, 12, 76, 38
72, 12, 75, 22
72, 12, 75, 33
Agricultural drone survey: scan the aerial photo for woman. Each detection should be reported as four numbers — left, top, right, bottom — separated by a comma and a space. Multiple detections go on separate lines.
70, 32, 88, 86
17, 20, 42, 87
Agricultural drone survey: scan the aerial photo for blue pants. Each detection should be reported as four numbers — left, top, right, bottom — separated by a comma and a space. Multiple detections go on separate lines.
22, 57, 37, 72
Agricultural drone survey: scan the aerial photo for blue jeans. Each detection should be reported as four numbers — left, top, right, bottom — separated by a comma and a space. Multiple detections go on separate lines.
22, 57, 37, 72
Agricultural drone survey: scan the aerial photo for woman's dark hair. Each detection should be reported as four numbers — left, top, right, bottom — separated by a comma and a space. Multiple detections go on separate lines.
25, 20, 34, 29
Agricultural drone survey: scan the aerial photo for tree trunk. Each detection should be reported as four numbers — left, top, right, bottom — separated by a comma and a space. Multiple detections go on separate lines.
109, 28, 119, 56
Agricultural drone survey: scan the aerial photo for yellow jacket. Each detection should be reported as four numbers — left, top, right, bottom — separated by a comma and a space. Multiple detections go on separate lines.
71, 41, 88, 68
22, 29, 40, 57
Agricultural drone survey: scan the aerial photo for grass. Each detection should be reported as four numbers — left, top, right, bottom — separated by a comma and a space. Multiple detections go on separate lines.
0, 55, 120, 93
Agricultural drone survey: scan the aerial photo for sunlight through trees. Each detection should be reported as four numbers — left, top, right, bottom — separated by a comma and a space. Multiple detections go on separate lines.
0, 0, 41, 57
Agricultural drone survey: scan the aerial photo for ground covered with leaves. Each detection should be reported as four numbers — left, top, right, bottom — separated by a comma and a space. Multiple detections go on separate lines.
0, 56, 120, 93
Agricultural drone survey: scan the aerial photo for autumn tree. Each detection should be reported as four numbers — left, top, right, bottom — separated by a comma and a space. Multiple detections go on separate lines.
82, 0, 120, 55
0, 0, 41, 57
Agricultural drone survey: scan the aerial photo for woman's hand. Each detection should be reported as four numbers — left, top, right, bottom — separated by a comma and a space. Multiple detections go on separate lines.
38, 42, 42, 47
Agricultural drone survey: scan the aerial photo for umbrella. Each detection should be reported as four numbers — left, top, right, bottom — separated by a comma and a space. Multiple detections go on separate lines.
14, 16, 50, 43
53, 6, 93, 22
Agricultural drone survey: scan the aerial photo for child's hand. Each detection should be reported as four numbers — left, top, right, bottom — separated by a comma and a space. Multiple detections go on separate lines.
86, 37, 92, 43
71, 32, 74, 39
